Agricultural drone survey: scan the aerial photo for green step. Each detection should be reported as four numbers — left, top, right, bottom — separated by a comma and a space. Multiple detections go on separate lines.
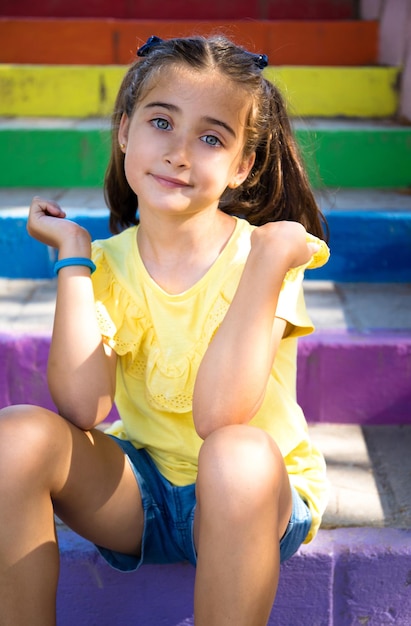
297, 120, 411, 188
0, 64, 400, 118
0, 120, 409, 188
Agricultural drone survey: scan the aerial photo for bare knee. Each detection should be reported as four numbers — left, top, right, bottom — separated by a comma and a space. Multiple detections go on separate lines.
0, 404, 61, 448
197, 425, 290, 520
0, 405, 70, 490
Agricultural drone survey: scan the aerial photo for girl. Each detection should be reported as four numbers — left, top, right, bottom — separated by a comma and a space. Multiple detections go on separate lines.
0, 35, 329, 625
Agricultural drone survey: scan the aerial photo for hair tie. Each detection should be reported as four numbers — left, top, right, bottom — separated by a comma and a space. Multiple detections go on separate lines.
137, 35, 164, 57
252, 53, 269, 70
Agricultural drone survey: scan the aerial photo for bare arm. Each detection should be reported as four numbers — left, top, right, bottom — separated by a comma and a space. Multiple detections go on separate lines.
192, 221, 319, 439
27, 197, 116, 429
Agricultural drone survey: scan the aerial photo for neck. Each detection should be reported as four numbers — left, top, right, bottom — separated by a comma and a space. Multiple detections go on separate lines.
137, 210, 236, 294
138, 207, 233, 259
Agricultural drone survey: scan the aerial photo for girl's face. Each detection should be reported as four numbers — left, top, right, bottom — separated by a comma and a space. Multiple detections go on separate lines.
118, 65, 255, 221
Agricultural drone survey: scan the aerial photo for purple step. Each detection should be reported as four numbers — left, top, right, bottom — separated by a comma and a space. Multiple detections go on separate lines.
298, 331, 411, 425
56, 525, 411, 625
1, 331, 410, 425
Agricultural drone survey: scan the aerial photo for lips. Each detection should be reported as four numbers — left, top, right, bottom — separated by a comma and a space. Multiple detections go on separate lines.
151, 173, 191, 188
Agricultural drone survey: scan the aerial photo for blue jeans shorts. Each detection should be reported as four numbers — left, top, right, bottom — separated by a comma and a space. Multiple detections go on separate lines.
96, 436, 312, 571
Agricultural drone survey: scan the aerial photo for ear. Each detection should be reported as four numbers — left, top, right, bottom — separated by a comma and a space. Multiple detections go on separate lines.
228, 152, 256, 189
118, 113, 130, 153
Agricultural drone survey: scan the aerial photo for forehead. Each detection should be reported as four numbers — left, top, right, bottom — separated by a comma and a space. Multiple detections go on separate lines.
138, 65, 250, 125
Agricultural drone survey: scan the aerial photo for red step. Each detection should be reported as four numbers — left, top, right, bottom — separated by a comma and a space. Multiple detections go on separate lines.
0, 0, 357, 20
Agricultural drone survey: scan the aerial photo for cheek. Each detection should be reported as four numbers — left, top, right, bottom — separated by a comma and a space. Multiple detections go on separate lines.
123, 151, 142, 187
203, 149, 238, 174
124, 139, 145, 168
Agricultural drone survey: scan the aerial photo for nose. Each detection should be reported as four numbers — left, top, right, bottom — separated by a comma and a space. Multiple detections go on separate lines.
164, 133, 191, 168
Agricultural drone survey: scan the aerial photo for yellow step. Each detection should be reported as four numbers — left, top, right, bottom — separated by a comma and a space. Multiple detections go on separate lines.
0, 64, 400, 118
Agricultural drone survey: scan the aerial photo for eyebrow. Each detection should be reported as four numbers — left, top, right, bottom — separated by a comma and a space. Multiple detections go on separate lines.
144, 101, 237, 138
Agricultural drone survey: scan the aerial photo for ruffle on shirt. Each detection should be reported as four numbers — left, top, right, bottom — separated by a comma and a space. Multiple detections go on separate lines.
92, 247, 147, 357
306, 233, 330, 269
92, 244, 233, 413
282, 233, 330, 286
145, 289, 232, 412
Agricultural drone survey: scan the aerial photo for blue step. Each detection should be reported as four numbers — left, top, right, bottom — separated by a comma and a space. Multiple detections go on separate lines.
1, 208, 411, 282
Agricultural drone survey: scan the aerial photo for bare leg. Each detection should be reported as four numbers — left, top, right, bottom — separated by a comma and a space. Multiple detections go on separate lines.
0, 405, 144, 626
193, 425, 292, 626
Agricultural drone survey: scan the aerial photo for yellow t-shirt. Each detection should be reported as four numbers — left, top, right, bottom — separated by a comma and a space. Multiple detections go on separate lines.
91, 217, 330, 542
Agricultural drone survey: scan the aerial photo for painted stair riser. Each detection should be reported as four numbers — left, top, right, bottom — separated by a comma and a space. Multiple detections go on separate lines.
0, 126, 409, 189
1, 333, 410, 425
0, 0, 357, 20
53, 527, 411, 626
1, 211, 410, 282
0, 18, 379, 66
0, 65, 399, 118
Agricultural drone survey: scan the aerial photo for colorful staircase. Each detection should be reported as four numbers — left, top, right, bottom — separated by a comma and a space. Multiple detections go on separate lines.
1, 0, 411, 624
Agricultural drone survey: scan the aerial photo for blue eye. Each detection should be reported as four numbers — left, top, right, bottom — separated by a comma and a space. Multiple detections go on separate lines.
153, 118, 171, 130
201, 135, 221, 147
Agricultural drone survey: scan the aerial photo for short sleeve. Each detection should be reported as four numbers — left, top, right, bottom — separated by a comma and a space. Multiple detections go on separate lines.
276, 235, 330, 338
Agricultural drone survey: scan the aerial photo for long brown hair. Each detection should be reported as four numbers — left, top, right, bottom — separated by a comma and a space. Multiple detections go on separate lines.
104, 35, 327, 240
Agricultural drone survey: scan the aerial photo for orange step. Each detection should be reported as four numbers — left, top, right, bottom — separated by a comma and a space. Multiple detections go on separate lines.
0, 18, 378, 66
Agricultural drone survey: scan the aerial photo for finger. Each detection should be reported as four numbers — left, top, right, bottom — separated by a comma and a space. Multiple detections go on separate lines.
307, 243, 320, 256
31, 196, 66, 218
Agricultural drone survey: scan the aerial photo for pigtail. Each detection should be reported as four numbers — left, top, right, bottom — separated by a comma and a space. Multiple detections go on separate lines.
262, 81, 328, 240
104, 143, 138, 235
220, 79, 327, 240
104, 64, 139, 235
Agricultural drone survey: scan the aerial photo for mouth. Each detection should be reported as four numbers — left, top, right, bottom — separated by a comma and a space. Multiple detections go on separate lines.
151, 174, 191, 189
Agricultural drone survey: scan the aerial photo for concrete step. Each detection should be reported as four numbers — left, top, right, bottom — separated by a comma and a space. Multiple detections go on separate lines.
54, 526, 411, 625
1, 188, 410, 281
0, 64, 399, 118
0, 119, 410, 189
0, 17, 379, 66
3, 186, 411, 213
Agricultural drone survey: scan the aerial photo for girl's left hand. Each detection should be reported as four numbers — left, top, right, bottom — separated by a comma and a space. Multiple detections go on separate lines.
250, 221, 319, 271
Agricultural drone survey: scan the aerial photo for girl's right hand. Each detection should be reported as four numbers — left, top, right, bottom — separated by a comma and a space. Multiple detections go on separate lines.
27, 196, 91, 251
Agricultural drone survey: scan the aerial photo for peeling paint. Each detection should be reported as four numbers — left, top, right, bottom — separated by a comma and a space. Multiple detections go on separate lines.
99, 74, 107, 105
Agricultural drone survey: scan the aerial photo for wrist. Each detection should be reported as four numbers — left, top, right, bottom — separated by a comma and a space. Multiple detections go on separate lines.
58, 232, 91, 260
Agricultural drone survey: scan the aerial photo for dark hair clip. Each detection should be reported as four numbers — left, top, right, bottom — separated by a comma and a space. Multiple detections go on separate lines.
137, 35, 164, 58
253, 53, 269, 70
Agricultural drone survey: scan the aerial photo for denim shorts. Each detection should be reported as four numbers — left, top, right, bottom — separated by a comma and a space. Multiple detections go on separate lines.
96, 436, 312, 571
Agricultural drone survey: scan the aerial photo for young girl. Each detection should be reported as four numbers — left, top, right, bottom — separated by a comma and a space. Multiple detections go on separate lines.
0, 35, 329, 625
